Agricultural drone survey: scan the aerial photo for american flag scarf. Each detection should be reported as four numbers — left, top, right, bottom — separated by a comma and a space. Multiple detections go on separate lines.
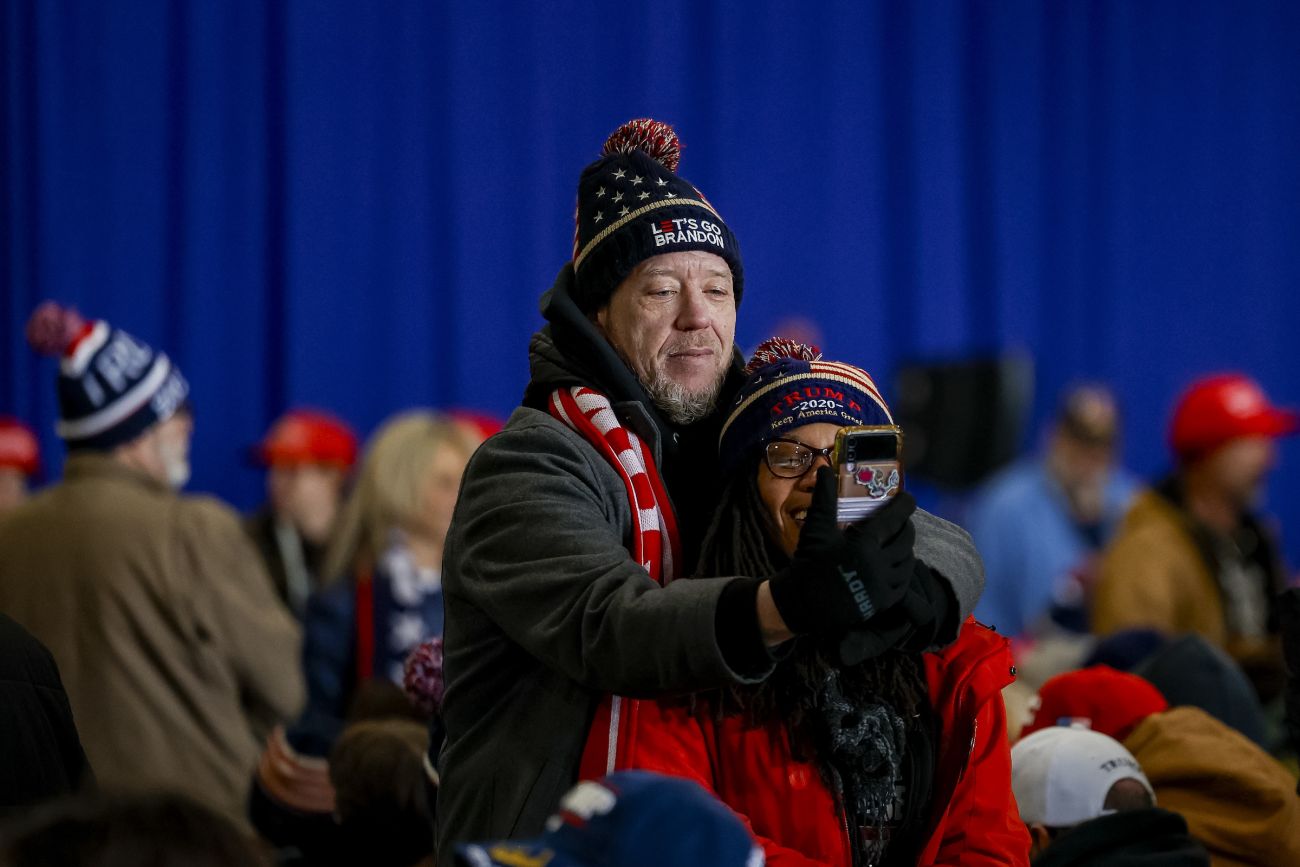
547, 386, 682, 777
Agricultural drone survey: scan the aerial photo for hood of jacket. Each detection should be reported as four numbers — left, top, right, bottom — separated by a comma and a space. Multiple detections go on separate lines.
1123, 705, 1300, 866
1034, 808, 1209, 867
1135, 633, 1268, 748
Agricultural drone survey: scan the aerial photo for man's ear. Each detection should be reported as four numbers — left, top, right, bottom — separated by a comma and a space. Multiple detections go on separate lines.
1028, 824, 1052, 860
592, 305, 609, 333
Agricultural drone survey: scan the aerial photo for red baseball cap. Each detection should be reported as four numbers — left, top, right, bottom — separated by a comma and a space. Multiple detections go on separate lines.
1021, 665, 1169, 743
447, 408, 504, 442
0, 417, 40, 476
1168, 373, 1298, 462
256, 409, 358, 469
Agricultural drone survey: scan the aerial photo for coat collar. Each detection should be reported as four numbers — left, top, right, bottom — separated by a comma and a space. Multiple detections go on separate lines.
62, 451, 171, 493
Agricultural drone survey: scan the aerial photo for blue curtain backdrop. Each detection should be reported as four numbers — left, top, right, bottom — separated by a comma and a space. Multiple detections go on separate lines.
4, 1, 1299, 564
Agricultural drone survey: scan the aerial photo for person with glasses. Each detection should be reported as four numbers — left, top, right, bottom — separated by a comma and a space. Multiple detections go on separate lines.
612, 339, 1029, 867
436, 119, 987, 860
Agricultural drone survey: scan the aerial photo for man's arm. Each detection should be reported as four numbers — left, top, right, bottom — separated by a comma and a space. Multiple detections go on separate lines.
444, 417, 773, 696
185, 499, 306, 736
912, 509, 984, 630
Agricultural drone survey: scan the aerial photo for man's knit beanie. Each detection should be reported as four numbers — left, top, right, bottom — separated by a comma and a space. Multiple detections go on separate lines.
25, 301, 189, 451
571, 118, 742, 312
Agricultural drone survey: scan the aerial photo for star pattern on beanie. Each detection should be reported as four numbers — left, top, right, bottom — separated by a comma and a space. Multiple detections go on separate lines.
587, 166, 681, 224
569, 118, 743, 312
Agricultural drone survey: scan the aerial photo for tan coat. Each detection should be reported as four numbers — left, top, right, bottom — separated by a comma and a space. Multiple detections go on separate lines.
1125, 706, 1300, 867
1094, 489, 1281, 680
1093, 489, 1227, 643
0, 454, 304, 822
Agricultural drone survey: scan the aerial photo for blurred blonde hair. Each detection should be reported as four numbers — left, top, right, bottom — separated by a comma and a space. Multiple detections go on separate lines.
322, 411, 478, 582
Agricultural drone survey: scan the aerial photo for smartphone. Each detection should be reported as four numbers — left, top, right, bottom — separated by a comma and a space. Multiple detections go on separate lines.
833, 425, 903, 523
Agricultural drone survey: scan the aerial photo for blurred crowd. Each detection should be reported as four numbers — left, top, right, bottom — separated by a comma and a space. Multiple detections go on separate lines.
1, 118, 1298, 867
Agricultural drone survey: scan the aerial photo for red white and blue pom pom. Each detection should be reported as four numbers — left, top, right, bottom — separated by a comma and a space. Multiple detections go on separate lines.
403, 636, 445, 717
603, 118, 682, 173
25, 301, 87, 358
744, 336, 823, 376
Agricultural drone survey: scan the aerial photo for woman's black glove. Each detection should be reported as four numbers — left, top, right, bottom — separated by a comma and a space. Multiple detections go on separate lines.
834, 560, 953, 666
833, 604, 917, 666
768, 468, 916, 635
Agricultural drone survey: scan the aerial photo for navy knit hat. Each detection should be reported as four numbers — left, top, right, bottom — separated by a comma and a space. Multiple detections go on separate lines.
26, 302, 190, 451
718, 338, 893, 477
571, 119, 743, 312
455, 771, 762, 867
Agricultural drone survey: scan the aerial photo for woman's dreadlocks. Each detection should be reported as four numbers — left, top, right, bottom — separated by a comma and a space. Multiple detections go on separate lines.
694, 459, 929, 769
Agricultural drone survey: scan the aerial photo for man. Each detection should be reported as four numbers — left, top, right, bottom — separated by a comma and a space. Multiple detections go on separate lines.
245, 408, 357, 616
1022, 666, 1300, 865
970, 384, 1137, 638
0, 416, 40, 516
0, 302, 304, 823
1092, 374, 1296, 697
436, 119, 986, 858
1011, 725, 1207, 865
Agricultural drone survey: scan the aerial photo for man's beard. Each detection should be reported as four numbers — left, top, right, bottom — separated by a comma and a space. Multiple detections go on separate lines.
157, 440, 191, 490
644, 363, 727, 426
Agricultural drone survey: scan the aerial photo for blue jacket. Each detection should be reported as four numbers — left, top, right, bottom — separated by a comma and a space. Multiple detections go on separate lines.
969, 459, 1135, 637
298, 551, 444, 746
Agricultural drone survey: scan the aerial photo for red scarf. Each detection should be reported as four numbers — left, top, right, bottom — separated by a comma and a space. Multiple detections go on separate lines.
548, 386, 682, 777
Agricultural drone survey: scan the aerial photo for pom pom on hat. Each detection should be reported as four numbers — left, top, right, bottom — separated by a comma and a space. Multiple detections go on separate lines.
602, 118, 682, 173
744, 337, 823, 376
403, 637, 445, 717
25, 301, 87, 358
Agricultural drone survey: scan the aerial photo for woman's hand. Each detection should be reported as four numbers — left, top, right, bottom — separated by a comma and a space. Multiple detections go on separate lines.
766, 468, 917, 636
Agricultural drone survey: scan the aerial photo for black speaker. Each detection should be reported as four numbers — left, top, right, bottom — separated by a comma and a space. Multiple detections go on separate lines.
893, 354, 1034, 490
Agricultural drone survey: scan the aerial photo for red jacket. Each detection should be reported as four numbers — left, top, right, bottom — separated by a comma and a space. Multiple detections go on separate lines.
600, 618, 1029, 866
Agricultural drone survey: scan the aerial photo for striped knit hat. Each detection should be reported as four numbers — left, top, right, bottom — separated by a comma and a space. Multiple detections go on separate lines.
718, 337, 893, 477
25, 302, 189, 451
571, 118, 742, 312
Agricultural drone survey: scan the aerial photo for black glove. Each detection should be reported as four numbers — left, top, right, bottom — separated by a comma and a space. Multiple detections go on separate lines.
835, 561, 952, 666
834, 604, 917, 667
768, 467, 916, 635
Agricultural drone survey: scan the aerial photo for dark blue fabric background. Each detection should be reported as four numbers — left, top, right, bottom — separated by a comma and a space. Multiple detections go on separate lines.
4, 1, 1299, 566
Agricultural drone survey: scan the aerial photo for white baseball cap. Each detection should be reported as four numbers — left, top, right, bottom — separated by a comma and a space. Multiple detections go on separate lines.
1011, 726, 1155, 827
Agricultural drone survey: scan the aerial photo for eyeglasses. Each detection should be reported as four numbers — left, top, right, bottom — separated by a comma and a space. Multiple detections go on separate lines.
764, 438, 834, 479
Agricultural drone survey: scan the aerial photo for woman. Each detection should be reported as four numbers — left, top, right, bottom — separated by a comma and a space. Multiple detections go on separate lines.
252, 412, 477, 844
301, 410, 479, 733
619, 339, 1029, 866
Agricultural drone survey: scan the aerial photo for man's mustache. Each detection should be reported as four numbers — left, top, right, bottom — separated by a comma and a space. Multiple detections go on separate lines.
662, 337, 724, 356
